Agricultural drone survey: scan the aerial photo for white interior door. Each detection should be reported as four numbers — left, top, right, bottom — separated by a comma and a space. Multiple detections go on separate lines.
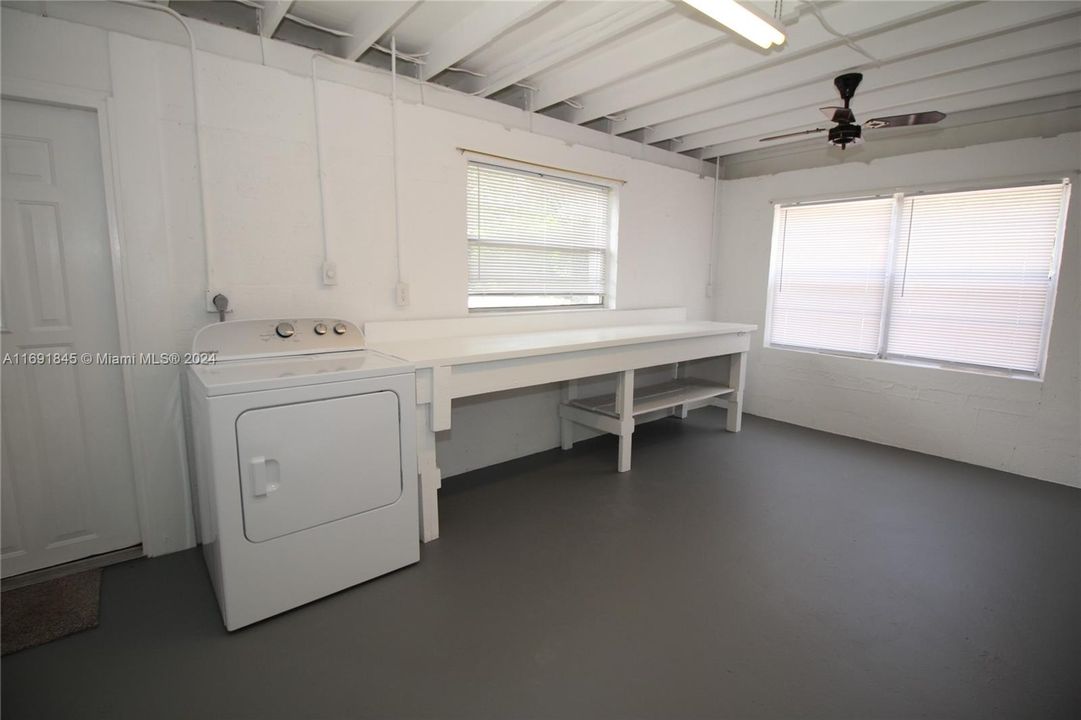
1, 98, 141, 577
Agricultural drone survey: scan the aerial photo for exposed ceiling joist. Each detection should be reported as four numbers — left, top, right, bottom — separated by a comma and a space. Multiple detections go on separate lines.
471, 3, 671, 98
689, 47, 1081, 152
720, 91, 1081, 177
258, 0, 291, 38
699, 69, 1081, 158
582, 0, 964, 130
649, 11, 1081, 144
419, 0, 551, 82
338, 1, 420, 62
530, 11, 721, 111
139, 0, 1081, 164
645, 45, 863, 142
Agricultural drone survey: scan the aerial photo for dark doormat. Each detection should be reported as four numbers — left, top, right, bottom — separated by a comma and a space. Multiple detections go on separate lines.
1, 568, 102, 655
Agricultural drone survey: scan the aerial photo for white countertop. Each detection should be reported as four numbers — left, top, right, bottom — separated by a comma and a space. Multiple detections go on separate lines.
368, 321, 757, 368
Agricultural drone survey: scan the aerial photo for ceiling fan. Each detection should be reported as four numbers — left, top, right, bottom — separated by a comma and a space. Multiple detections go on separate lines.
760, 73, 946, 148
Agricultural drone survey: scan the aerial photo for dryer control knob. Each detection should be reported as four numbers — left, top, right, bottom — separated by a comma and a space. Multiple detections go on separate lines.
333, 322, 347, 335
314, 323, 328, 336
275, 322, 295, 338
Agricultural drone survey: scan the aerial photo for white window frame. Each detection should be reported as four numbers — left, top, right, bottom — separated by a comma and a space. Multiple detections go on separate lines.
763, 176, 1072, 379
463, 152, 620, 313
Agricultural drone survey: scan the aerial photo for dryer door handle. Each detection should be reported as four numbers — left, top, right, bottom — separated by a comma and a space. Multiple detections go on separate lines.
249, 456, 280, 497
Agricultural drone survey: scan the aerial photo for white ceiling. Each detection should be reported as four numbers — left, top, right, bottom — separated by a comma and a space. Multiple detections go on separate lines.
186, 1, 1081, 161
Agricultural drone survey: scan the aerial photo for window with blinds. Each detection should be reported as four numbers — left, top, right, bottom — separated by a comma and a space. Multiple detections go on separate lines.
466, 161, 614, 310
767, 180, 1070, 376
769, 197, 895, 355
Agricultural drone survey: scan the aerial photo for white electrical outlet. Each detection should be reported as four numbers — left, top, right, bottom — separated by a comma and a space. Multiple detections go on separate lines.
322, 261, 338, 286
705, 282, 714, 298
395, 282, 410, 307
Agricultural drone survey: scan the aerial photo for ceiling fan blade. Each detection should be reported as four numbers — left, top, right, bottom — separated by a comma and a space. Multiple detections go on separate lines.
819, 106, 855, 123
759, 128, 828, 142
865, 111, 946, 129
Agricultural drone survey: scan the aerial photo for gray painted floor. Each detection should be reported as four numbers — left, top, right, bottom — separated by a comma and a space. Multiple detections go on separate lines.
2, 410, 1079, 719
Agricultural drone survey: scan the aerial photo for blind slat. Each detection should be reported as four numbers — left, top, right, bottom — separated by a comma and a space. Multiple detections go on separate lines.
467, 162, 612, 308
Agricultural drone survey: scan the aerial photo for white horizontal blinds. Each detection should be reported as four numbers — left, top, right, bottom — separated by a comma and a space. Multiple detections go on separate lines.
769, 197, 895, 354
886, 183, 1066, 372
467, 162, 610, 306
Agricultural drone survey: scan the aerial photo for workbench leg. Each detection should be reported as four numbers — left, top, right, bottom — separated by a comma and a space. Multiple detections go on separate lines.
616, 369, 635, 472
560, 379, 579, 450
672, 362, 688, 419
416, 408, 441, 542
726, 351, 747, 433
618, 434, 633, 472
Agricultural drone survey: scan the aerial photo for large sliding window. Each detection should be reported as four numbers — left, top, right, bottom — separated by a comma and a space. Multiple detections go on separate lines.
767, 180, 1070, 376
467, 161, 616, 311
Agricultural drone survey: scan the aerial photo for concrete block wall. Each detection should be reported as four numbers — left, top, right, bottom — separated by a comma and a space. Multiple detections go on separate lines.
715, 134, 1081, 487
1, 7, 718, 552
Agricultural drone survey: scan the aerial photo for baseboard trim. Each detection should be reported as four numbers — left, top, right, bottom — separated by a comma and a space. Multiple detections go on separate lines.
2, 545, 144, 590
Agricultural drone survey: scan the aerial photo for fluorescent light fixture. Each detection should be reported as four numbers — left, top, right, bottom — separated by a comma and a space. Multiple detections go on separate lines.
683, 0, 786, 49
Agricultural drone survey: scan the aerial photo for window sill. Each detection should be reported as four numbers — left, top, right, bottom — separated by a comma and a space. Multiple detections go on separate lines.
467, 304, 610, 315
763, 343, 1043, 382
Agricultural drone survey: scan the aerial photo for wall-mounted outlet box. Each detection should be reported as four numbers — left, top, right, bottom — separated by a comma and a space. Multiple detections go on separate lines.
395, 282, 410, 307
206, 289, 231, 313
322, 261, 338, 286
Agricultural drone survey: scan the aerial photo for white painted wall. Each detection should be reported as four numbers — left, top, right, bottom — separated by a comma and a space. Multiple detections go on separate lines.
1, 9, 717, 553
715, 134, 1081, 487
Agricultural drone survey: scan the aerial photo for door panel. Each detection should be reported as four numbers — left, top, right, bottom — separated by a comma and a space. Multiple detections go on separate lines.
2, 135, 55, 184
237, 392, 403, 543
1, 432, 26, 559
26, 356, 94, 544
19, 201, 71, 327
0, 99, 141, 577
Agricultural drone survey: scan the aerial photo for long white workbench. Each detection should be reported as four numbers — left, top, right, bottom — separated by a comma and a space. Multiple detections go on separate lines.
366, 308, 756, 542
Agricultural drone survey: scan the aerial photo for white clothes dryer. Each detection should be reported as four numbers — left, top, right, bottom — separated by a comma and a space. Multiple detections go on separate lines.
186, 318, 418, 630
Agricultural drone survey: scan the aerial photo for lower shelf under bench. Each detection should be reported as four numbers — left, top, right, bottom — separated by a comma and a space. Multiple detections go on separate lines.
565, 378, 733, 418
558, 376, 734, 472
557, 369, 735, 471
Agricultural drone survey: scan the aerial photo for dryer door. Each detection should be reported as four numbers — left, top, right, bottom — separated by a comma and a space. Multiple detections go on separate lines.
236, 392, 402, 543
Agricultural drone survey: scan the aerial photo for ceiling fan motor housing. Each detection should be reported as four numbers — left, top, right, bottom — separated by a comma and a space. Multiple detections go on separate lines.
834, 72, 863, 103
828, 122, 862, 148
